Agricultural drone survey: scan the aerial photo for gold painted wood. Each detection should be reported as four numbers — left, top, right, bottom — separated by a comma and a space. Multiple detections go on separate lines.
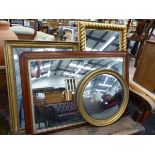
76, 69, 129, 126
78, 21, 127, 51
4, 40, 79, 134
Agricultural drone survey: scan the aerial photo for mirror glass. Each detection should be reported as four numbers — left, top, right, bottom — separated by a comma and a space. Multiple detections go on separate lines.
86, 29, 120, 51
83, 73, 123, 119
28, 57, 124, 130
13, 47, 73, 129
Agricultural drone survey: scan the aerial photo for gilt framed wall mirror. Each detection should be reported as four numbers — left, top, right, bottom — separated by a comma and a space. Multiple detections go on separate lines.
19, 51, 128, 134
4, 40, 79, 134
76, 69, 129, 126
78, 21, 127, 51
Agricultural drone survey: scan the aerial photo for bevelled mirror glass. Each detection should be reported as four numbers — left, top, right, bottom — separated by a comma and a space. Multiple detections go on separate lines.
28, 57, 125, 132
76, 69, 129, 126
19, 51, 128, 134
14, 47, 76, 130
86, 29, 120, 51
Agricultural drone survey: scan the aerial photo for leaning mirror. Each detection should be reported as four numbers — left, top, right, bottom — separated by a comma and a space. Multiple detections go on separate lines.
19, 51, 128, 134
76, 69, 129, 126
78, 21, 127, 51
4, 40, 79, 134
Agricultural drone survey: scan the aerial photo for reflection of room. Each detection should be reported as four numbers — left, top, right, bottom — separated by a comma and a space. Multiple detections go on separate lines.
83, 74, 122, 119
29, 58, 123, 129
86, 30, 120, 51
30, 58, 123, 103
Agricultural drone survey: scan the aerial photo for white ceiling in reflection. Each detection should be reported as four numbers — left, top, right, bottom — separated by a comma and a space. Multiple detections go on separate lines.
30, 58, 123, 90
86, 30, 120, 51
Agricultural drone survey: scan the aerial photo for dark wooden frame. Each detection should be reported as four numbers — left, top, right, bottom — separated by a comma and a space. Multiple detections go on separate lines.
19, 51, 129, 134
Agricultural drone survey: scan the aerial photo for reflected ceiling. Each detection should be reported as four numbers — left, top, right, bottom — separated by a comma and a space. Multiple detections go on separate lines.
86, 30, 120, 51
31, 57, 123, 92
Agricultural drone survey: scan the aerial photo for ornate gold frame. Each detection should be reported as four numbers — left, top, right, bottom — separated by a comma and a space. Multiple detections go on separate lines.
4, 40, 79, 134
76, 69, 129, 126
78, 21, 127, 51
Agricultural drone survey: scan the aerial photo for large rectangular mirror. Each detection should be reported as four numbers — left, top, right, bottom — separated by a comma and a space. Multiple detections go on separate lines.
19, 51, 128, 134
78, 21, 127, 51
4, 40, 79, 134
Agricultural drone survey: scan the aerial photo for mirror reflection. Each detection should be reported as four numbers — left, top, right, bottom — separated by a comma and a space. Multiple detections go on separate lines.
13, 47, 73, 128
83, 74, 123, 119
28, 57, 124, 130
86, 29, 120, 51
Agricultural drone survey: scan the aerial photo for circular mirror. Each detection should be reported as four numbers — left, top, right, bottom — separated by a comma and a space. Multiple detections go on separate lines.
76, 69, 129, 126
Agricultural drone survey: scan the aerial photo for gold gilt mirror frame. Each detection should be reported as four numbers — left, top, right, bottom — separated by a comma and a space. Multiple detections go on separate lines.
78, 21, 127, 51
76, 69, 129, 126
4, 40, 79, 134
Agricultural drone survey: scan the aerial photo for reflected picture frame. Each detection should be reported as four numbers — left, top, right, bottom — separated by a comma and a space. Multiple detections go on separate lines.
4, 40, 79, 134
19, 51, 128, 134
76, 69, 129, 126
78, 21, 127, 51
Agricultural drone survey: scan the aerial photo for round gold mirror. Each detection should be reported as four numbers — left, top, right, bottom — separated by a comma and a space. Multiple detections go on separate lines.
76, 69, 129, 126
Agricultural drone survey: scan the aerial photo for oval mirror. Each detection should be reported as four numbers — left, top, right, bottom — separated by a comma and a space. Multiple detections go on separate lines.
76, 69, 129, 126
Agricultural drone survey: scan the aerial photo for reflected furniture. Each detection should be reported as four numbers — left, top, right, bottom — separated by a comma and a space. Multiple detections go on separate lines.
33, 88, 66, 104
46, 101, 81, 122
33, 87, 80, 128
34, 101, 81, 129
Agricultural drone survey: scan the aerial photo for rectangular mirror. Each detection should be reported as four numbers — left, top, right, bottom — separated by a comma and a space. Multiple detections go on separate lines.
4, 40, 79, 134
19, 51, 128, 134
78, 21, 127, 51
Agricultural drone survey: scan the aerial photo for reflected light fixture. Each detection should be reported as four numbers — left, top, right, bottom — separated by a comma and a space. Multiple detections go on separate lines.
98, 83, 112, 87
69, 63, 95, 71
86, 32, 118, 51
99, 32, 118, 51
